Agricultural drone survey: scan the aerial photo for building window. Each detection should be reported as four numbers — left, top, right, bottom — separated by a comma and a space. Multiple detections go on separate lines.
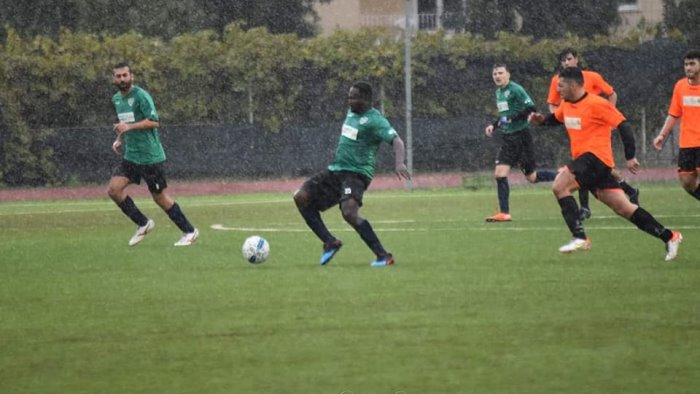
618, 1, 639, 12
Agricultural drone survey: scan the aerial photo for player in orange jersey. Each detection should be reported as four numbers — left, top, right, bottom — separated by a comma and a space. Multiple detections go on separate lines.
653, 49, 700, 201
548, 48, 638, 221
530, 67, 682, 261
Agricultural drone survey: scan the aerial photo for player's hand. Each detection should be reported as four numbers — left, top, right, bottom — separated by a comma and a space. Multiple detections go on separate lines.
626, 158, 640, 175
111, 138, 122, 154
113, 122, 131, 136
395, 163, 411, 180
652, 134, 665, 151
485, 125, 494, 137
528, 112, 545, 125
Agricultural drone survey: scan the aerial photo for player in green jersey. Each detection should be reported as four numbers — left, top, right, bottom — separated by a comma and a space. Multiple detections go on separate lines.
108, 62, 199, 247
294, 81, 411, 267
484, 63, 556, 222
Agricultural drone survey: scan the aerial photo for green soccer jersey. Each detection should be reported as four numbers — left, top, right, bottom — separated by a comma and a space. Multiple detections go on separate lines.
328, 108, 398, 180
495, 81, 535, 134
112, 86, 165, 164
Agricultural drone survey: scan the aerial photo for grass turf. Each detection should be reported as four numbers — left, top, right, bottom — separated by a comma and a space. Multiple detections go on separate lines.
0, 183, 698, 393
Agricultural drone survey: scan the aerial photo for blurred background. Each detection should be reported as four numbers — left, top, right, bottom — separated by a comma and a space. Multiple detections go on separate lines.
0, 0, 695, 187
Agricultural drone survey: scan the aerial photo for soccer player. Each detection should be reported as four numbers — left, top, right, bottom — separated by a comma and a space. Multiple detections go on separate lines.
653, 49, 700, 201
108, 62, 199, 247
529, 67, 682, 261
547, 48, 638, 221
484, 63, 556, 222
293, 81, 411, 267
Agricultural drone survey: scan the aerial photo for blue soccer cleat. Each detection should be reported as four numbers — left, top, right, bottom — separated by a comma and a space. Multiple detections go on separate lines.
320, 238, 343, 265
370, 253, 394, 267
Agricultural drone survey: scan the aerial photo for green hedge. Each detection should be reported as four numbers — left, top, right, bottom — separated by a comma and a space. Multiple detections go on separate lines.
0, 25, 682, 186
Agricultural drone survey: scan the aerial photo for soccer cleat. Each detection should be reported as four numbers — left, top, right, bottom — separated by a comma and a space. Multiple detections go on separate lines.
579, 207, 592, 221
128, 219, 155, 246
174, 228, 199, 246
320, 238, 343, 265
628, 188, 640, 205
664, 231, 682, 262
558, 237, 591, 253
485, 212, 512, 222
370, 254, 394, 267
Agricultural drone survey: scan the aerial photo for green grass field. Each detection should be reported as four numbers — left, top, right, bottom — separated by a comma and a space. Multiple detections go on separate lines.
1, 183, 698, 393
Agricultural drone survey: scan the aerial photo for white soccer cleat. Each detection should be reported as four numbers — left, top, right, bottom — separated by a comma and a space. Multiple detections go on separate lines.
129, 219, 155, 246
558, 237, 591, 253
664, 231, 682, 262
174, 228, 199, 246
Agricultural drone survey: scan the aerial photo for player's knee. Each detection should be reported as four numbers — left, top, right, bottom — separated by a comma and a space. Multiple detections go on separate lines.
681, 179, 696, 192
293, 189, 309, 208
107, 185, 122, 201
340, 205, 360, 225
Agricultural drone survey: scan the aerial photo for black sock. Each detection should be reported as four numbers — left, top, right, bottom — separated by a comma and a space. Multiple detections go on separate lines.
619, 180, 636, 196
557, 196, 586, 239
534, 170, 556, 183
166, 202, 195, 233
117, 196, 148, 226
299, 205, 334, 244
496, 177, 509, 214
578, 189, 590, 210
685, 185, 700, 201
355, 220, 387, 257
629, 207, 672, 242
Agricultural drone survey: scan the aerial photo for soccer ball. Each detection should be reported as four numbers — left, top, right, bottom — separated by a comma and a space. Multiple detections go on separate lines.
242, 235, 270, 264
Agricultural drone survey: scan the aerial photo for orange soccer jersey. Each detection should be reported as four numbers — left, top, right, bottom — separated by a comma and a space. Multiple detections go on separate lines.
668, 78, 700, 148
548, 70, 615, 107
554, 93, 626, 168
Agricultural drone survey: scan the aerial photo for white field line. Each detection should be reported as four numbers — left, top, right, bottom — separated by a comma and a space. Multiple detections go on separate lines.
210, 223, 700, 233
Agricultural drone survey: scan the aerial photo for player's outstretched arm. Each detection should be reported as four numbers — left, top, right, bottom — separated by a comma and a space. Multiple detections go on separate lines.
653, 115, 679, 151
528, 112, 560, 127
391, 136, 411, 180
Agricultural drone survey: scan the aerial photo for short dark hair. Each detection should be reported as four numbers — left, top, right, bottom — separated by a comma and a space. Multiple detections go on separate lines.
559, 66, 584, 85
684, 49, 700, 61
113, 62, 131, 71
492, 62, 508, 71
558, 48, 578, 62
352, 81, 373, 101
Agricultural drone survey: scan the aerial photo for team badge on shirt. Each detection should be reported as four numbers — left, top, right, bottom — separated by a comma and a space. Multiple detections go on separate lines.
127, 98, 135, 107
360, 117, 368, 124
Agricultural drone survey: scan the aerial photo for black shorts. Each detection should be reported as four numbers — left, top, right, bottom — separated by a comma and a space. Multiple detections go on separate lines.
112, 159, 168, 193
566, 152, 620, 195
677, 147, 700, 173
496, 129, 536, 176
299, 170, 370, 211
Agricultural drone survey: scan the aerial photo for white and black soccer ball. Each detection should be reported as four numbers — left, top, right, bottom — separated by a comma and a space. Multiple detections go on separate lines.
242, 235, 270, 264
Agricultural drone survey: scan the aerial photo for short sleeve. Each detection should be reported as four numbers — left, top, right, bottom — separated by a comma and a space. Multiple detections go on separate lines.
137, 90, 159, 122
374, 116, 398, 143
547, 75, 561, 106
668, 82, 683, 118
591, 72, 614, 96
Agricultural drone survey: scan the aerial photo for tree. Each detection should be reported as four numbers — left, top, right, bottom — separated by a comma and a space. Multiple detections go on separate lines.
0, 0, 332, 39
201, 0, 332, 38
663, 0, 700, 43
453, 0, 620, 39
